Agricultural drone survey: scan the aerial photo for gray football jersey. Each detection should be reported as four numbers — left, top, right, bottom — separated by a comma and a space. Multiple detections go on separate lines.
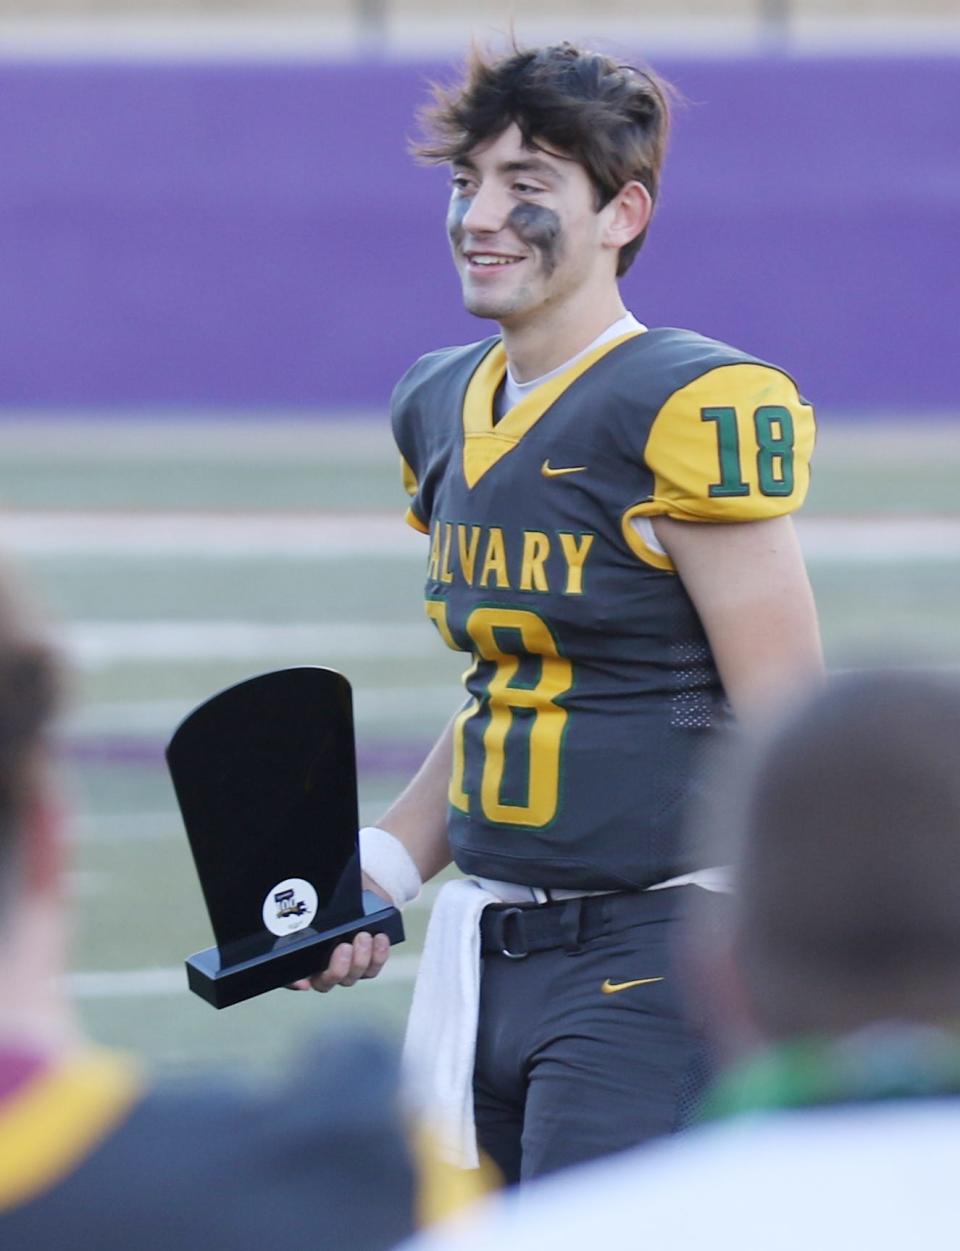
392, 328, 814, 888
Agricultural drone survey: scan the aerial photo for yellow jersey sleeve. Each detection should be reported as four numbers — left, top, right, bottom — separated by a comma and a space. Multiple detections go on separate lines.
636, 363, 815, 523
400, 454, 429, 534
414, 1125, 500, 1227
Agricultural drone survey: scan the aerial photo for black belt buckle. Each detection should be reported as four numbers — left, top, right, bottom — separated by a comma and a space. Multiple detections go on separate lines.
495, 906, 529, 959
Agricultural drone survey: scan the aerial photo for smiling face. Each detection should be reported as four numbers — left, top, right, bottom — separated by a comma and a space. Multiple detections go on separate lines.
446, 123, 617, 329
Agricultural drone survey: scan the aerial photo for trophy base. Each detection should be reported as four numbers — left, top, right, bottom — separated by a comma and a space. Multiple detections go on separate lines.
185, 892, 405, 1009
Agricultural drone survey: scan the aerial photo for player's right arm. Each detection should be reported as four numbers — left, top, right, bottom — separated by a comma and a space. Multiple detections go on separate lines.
626, 354, 821, 709
372, 715, 457, 882
652, 513, 823, 718
290, 717, 455, 992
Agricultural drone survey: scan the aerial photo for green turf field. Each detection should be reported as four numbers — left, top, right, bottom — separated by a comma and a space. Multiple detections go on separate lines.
1, 415, 958, 1077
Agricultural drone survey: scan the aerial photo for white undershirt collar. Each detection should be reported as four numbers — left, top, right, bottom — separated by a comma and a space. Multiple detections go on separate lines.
497, 312, 646, 418
493, 311, 667, 558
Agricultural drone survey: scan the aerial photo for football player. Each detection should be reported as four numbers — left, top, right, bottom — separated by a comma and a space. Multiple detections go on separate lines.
298, 42, 823, 1183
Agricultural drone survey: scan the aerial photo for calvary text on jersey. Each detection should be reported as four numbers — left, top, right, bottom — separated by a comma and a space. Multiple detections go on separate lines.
427, 521, 595, 595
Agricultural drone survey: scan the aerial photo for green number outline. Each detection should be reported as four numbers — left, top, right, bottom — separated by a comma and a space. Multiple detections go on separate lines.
702, 404, 796, 499
754, 405, 795, 497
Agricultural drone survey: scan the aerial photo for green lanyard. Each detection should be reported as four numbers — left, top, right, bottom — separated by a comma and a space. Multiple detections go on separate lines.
705, 1025, 960, 1122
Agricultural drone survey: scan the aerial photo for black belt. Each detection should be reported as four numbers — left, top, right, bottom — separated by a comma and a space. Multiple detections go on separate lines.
479, 887, 687, 959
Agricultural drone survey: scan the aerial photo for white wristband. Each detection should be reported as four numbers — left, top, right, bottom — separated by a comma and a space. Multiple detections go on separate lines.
359, 826, 422, 908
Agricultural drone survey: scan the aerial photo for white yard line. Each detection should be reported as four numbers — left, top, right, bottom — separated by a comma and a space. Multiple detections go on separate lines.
65, 620, 436, 667
2, 512, 959, 560
0, 513, 422, 557
66, 686, 461, 734
69, 812, 183, 843
0, 418, 390, 457
797, 518, 960, 562
67, 953, 421, 999
1, 13, 957, 58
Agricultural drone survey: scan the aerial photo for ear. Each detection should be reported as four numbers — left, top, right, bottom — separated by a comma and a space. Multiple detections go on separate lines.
601, 181, 653, 253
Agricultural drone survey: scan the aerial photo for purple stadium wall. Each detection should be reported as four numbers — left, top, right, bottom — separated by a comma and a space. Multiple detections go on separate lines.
0, 56, 957, 414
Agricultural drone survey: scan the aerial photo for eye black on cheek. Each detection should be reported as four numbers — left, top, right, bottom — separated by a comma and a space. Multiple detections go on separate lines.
447, 196, 470, 240
508, 203, 563, 274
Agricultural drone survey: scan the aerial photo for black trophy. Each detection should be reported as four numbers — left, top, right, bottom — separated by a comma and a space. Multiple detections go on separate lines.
167, 666, 404, 1009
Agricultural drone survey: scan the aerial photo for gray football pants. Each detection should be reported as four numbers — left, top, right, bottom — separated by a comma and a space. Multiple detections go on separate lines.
473, 885, 721, 1183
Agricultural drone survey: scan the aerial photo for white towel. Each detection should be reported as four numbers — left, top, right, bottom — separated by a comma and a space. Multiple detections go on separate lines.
402, 877, 532, 1168
401, 871, 728, 1169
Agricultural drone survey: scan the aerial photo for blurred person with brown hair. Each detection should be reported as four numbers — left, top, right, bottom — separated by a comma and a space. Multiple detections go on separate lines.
299, 40, 822, 1183
0, 566, 473, 1249
403, 668, 960, 1249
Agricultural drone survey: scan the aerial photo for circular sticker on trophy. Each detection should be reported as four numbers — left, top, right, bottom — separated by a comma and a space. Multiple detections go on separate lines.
262, 878, 319, 937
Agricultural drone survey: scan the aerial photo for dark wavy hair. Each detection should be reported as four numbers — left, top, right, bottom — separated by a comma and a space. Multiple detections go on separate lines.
414, 42, 673, 275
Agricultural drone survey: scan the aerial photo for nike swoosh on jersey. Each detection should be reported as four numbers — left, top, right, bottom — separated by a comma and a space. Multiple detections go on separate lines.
600, 977, 665, 994
541, 459, 587, 477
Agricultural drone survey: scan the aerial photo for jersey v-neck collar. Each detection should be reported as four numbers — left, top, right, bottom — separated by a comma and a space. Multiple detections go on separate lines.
461, 330, 645, 489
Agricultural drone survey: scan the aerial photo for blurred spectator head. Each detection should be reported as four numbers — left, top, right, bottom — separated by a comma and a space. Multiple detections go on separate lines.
0, 570, 62, 929
694, 670, 960, 1050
